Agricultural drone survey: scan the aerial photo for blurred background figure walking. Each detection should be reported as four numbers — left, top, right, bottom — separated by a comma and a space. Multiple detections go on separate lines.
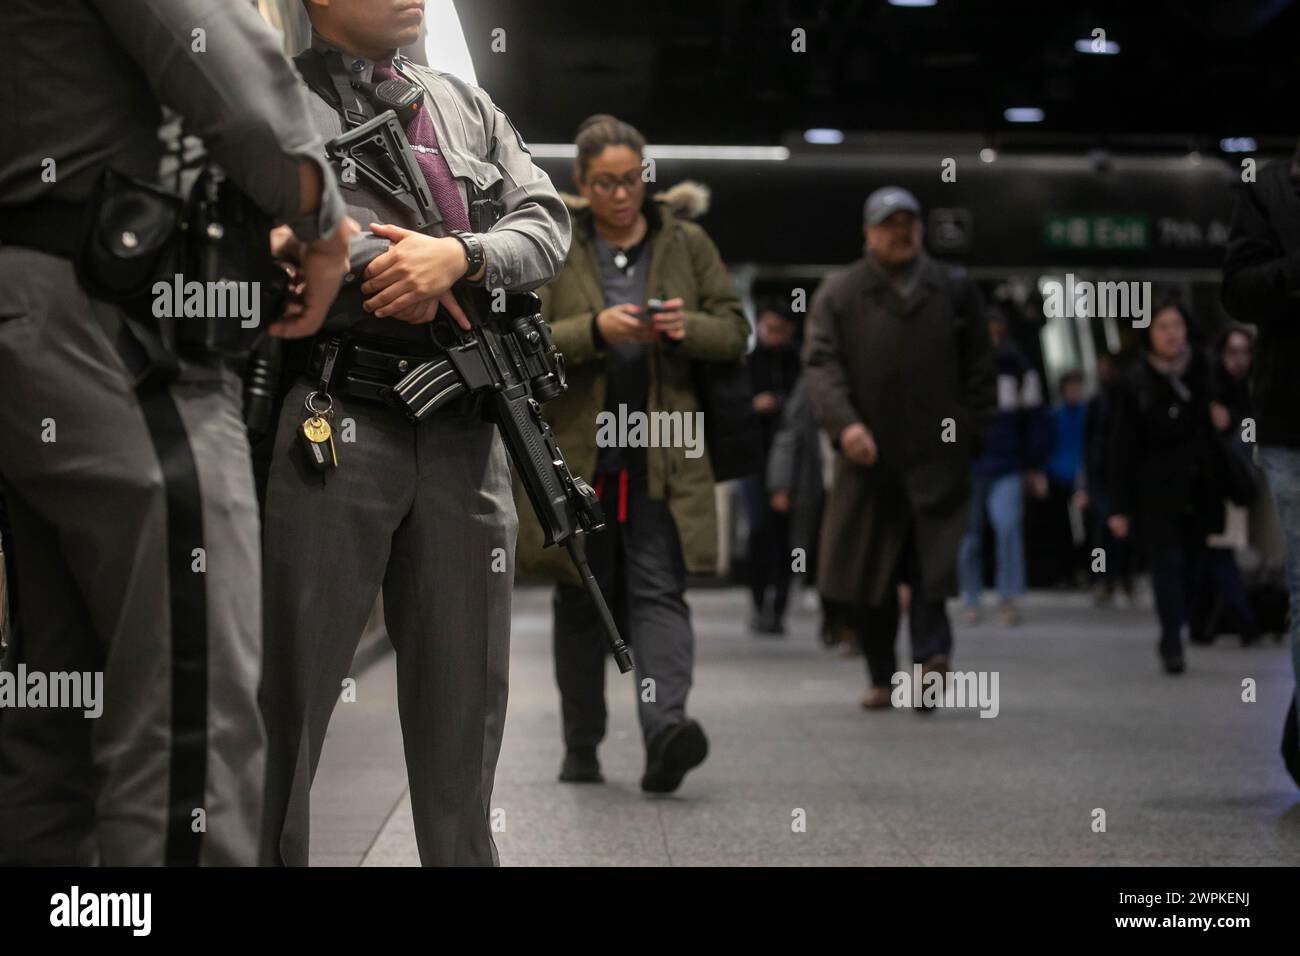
1198, 324, 1262, 646
1041, 371, 1090, 589
1084, 353, 1134, 606
1106, 296, 1218, 675
744, 304, 801, 635
958, 310, 1051, 627
766, 377, 827, 638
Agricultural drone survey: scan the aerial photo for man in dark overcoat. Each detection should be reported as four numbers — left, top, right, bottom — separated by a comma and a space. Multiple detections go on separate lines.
803, 186, 995, 709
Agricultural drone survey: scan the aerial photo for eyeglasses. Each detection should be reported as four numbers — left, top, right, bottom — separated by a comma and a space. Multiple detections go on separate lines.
586, 170, 645, 196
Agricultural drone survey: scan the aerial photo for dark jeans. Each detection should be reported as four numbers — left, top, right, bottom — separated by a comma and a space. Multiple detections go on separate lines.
741, 475, 792, 618
830, 527, 953, 689
553, 470, 695, 751
1146, 518, 1208, 659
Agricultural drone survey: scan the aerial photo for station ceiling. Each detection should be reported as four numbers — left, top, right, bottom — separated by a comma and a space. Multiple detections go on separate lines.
452, 0, 1298, 151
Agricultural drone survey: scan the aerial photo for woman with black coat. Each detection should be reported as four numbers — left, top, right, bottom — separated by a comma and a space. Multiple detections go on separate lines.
1108, 298, 1220, 674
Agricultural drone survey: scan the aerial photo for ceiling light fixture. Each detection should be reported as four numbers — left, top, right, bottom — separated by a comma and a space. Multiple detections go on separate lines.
1074, 37, 1120, 55
527, 144, 792, 162
1219, 137, 1258, 153
804, 128, 846, 145
1004, 107, 1045, 123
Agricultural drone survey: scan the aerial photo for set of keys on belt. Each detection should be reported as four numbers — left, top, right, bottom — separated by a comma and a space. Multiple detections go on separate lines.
301, 391, 338, 472
301, 339, 341, 473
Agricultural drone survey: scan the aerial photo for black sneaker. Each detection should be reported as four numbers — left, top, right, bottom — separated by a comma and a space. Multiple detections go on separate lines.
1161, 653, 1186, 675
558, 746, 604, 783
640, 719, 709, 794
1283, 699, 1300, 788
753, 607, 786, 637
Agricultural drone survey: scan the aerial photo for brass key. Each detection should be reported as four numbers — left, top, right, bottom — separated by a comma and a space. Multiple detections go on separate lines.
301, 389, 338, 472
301, 415, 337, 471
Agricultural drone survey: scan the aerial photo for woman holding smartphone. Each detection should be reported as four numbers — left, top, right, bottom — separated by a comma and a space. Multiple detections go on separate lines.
515, 114, 749, 793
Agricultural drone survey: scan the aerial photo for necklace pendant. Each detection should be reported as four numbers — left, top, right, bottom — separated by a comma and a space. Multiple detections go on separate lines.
614, 250, 628, 269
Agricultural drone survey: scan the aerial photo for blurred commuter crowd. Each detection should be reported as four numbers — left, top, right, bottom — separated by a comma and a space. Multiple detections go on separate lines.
524, 119, 1300, 791
723, 165, 1300, 783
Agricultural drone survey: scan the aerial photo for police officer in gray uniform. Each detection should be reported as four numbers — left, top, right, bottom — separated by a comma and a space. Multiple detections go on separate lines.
259, 0, 570, 866
0, 0, 352, 865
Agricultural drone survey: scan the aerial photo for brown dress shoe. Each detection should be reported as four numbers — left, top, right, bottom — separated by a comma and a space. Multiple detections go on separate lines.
860, 687, 892, 710
921, 654, 949, 676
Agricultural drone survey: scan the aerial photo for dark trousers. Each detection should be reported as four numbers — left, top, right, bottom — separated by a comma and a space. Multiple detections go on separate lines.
1199, 547, 1258, 640
259, 379, 516, 867
1042, 478, 1085, 587
1147, 518, 1208, 658
0, 248, 267, 866
741, 476, 792, 618
1087, 491, 1132, 589
832, 528, 952, 689
553, 470, 694, 750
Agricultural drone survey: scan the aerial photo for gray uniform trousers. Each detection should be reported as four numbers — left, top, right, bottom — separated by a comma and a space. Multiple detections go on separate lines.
0, 249, 264, 865
553, 468, 695, 750
259, 377, 516, 867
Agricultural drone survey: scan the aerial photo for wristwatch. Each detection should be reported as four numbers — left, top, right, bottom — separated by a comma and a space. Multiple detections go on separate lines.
449, 230, 485, 279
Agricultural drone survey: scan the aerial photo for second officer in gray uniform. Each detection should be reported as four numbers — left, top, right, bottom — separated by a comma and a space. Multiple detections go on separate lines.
259, 0, 571, 866
0, 0, 353, 864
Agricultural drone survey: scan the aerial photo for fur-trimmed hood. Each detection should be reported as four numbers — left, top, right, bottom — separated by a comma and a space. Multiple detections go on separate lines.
559, 180, 711, 221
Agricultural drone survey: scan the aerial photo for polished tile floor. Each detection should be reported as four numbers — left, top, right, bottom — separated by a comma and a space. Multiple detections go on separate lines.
310, 585, 1300, 866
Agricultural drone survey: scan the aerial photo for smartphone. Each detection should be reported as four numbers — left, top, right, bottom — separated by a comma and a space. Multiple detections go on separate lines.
645, 298, 668, 323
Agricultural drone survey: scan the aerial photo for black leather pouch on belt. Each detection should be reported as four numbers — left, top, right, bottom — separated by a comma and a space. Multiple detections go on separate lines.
74, 169, 183, 321
344, 343, 426, 404
72, 170, 185, 386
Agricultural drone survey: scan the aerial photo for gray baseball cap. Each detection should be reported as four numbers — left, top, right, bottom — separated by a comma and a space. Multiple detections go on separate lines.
864, 186, 921, 225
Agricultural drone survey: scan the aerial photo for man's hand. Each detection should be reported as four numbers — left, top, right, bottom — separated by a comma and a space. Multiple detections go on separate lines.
651, 297, 686, 341
597, 304, 657, 346
361, 223, 471, 328
753, 391, 782, 415
390, 290, 469, 329
839, 422, 878, 467
770, 489, 792, 513
1108, 514, 1130, 540
1210, 401, 1232, 432
1026, 470, 1049, 499
269, 216, 359, 339
270, 223, 303, 263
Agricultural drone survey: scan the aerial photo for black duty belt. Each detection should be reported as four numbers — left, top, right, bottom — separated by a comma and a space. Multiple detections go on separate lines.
0, 199, 88, 258
303, 334, 477, 415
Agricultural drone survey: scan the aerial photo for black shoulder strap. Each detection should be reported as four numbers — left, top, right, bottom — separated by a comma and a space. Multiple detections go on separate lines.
293, 48, 374, 128
293, 49, 335, 105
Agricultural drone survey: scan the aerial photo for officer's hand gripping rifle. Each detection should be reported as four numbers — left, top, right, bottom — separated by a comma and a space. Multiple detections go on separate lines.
391, 288, 634, 674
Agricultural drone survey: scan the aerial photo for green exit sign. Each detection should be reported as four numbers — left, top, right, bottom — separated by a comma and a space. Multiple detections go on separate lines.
1045, 214, 1149, 251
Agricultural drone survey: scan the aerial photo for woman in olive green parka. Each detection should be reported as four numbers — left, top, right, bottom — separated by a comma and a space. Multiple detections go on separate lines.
517, 115, 748, 794
516, 182, 749, 581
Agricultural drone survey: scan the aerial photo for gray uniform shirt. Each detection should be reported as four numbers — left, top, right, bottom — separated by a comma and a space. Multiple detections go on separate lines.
0, 0, 344, 241
301, 34, 572, 340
